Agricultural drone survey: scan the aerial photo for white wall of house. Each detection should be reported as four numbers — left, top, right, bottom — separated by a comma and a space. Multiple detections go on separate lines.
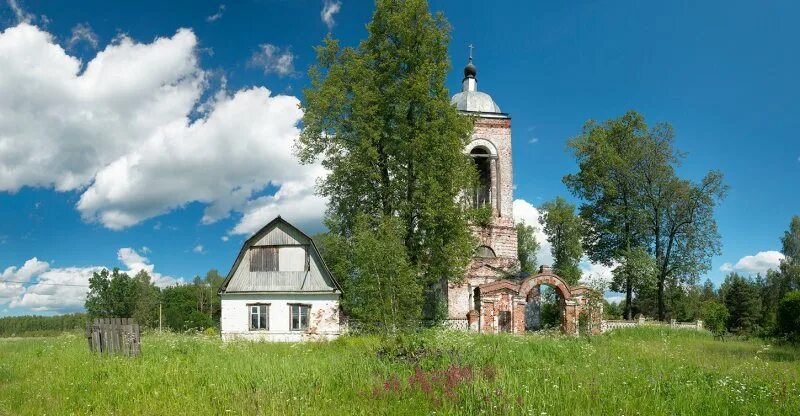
221, 293, 341, 342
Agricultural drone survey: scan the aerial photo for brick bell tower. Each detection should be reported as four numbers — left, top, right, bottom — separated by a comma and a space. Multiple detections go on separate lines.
446, 48, 518, 328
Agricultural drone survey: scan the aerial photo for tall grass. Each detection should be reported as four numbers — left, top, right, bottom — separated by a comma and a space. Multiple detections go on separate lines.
0, 328, 798, 415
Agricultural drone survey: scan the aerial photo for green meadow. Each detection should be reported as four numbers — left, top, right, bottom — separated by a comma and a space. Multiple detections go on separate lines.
0, 328, 798, 415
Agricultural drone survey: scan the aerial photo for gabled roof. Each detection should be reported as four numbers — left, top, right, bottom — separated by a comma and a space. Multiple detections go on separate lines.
218, 216, 343, 294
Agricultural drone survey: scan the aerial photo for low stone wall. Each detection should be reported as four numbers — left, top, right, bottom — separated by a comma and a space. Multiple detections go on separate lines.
601, 317, 704, 333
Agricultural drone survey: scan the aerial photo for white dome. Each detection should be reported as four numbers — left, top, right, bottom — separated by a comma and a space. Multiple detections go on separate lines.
451, 90, 501, 113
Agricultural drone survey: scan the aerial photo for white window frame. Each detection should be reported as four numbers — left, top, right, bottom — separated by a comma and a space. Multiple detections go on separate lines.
248, 303, 270, 331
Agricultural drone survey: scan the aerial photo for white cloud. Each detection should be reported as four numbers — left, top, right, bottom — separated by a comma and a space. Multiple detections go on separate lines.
117, 247, 182, 287
514, 198, 614, 284
0, 248, 183, 312
528, 137, 539, 144
6, 0, 33, 24
249, 44, 295, 76
192, 245, 204, 254
720, 250, 784, 275
513, 199, 553, 267
579, 259, 615, 283
67, 22, 98, 49
321, 0, 341, 30
231, 166, 327, 235
0, 23, 322, 234
206, 4, 225, 23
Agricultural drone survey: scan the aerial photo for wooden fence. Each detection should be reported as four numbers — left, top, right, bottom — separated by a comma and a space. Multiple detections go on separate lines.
86, 318, 141, 357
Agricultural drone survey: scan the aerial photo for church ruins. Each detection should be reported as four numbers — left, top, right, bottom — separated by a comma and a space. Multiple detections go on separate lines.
445, 50, 602, 335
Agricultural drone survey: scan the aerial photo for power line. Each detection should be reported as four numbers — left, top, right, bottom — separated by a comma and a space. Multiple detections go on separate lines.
0, 279, 89, 288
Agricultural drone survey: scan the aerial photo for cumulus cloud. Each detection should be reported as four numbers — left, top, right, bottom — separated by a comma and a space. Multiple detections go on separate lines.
249, 44, 295, 76
720, 250, 784, 275
513, 198, 614, 285
513, 198, 553, 267
0, 23, 322, 234
206, 4, 225, 23
0, 248, 182, 312
321, 0, 341, 30
192, 245, 204, 254
67, 22, 98, 49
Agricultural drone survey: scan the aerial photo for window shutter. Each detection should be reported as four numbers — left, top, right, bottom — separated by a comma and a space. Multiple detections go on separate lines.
249, 247, 279, 271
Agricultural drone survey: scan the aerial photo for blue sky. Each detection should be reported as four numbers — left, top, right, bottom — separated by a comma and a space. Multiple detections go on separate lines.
0, 0, 798, 315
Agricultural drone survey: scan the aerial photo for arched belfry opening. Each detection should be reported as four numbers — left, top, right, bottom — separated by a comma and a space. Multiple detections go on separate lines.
470, 147, 493, 209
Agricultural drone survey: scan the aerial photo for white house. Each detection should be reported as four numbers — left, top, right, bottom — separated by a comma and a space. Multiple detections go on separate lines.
218, 216, 344, 342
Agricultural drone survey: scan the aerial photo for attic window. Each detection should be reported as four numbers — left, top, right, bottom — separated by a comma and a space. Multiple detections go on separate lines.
250, 247, 278, 272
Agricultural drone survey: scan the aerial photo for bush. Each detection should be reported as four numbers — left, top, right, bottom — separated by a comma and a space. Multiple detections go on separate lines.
700, 300, 729, 337
777, 290, 800, 341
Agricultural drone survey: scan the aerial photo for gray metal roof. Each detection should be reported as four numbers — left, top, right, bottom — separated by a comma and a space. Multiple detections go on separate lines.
451, 90, 501, 113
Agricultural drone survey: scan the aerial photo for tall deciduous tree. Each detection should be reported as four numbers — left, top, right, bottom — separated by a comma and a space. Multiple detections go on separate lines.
566, 110, 725, 320
297, 0, 475, 321
349, 215, 422, 332
539, 197, 583, 285
565, 111, 652, 318
516, 221, 540, 275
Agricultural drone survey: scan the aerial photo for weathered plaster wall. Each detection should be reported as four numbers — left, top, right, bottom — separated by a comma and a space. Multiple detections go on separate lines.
221, 293, 341, 342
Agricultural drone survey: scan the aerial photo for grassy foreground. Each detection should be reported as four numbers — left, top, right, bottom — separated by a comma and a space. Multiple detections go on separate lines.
0, 328, 798, 415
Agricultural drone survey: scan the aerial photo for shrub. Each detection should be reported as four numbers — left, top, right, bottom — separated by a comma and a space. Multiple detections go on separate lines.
777, 290, 800, 341
700, 300, 729, 337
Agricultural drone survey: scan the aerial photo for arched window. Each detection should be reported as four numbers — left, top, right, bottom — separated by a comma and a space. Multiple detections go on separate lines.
475, 245, 496, 258
470, 147, 492, 208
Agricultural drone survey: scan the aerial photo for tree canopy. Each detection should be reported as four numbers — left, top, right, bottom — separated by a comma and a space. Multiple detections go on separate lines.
565, 110, 726, 320
539, 197, 583, 285
297, 0, 475, 322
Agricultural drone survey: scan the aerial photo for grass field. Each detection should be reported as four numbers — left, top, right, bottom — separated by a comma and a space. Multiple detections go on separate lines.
0, 328, 798, 415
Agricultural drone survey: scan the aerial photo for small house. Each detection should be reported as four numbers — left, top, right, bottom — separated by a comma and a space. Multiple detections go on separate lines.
218, 216, 343, 341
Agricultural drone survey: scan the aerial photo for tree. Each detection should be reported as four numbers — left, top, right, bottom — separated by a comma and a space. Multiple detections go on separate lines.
720, 273, 761, 335
516, 221, 540, 275
539, 197, 582, 285
85, 269, 137, 318
700, 278, 716, 302
700, 300, 729, 337
778, 216, 800, 292
131, 270, 160, 327
611, 246, 655, 317
161, 284, 214, 331
564, 111, 653, 319
297, 0, 475, 320
348, 215, 423, 332
565, 111, 725, 320
643, 171, 726, 321
777, 291, 800, 341
781, 216, 800, 262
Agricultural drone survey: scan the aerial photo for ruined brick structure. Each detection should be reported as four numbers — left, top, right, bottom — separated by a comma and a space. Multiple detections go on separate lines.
445, 51, 601, 335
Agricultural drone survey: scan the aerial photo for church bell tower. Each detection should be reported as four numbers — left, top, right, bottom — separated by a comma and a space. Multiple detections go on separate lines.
446, 48, 518, 327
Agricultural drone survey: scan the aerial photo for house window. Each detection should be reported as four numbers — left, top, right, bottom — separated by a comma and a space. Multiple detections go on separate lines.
250, 247, 278, 271
249, 304, 269, 330
290, 304, 310, 331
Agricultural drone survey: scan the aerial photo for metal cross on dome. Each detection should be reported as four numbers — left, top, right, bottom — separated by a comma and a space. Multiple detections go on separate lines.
468, 44, 474, 61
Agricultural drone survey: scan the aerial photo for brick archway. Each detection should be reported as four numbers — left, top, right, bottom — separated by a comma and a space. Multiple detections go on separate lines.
471, 266, 603, 336
519, 271, 575, 334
